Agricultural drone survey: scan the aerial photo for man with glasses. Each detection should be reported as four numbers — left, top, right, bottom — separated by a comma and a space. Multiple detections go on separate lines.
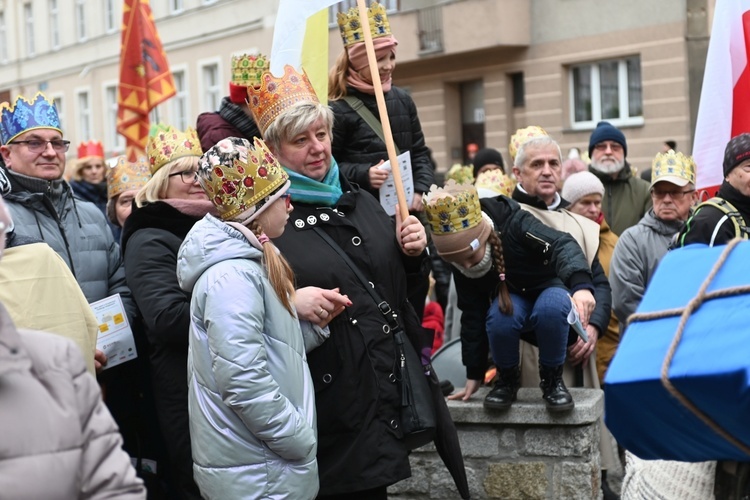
0, 93, 134, 322
588, 121, 652, 236
609, 149, 697, 333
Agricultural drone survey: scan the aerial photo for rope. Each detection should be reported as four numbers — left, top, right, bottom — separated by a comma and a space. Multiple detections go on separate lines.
626, 238, 750, 457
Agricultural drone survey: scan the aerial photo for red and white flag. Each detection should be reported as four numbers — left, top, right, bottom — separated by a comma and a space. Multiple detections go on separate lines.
693, 0, 750, 191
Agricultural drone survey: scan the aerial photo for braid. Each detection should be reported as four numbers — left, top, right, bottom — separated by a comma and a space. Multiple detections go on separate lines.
487, 230, 513, 315
249, 221, 297, 316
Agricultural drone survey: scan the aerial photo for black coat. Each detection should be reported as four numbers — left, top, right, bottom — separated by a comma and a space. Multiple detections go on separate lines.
121, 201, 203, 500
677, 180, 750, 246
453, 196, 594, 380
330, 86, 435, 197
273, 180, 424, 496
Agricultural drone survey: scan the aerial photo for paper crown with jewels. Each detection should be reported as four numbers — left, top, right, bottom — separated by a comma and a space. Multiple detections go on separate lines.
247, 65, 319, 135
229, 53, 270, 104
650, 149, 696, 188
337, 2, 392, 47
509, 125, 549, 162
77, 140, 105, 161
445, 164, 475, 185
197, 137, 289, 222
106, 156, 152, 200
0, 92, 62, 145
146, 125, 202, 174
475, 169, 516, 199
424, 180, 484, 236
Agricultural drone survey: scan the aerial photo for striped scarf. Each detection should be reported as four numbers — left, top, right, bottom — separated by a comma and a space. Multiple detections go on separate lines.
284, 158, 343, 207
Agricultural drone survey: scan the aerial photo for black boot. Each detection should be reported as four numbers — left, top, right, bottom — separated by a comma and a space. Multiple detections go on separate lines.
539, 364, 574, 412
484, 366, 520, 410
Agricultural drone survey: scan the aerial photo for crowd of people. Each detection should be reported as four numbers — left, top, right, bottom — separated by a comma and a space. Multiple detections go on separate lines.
1, 2, 749, 499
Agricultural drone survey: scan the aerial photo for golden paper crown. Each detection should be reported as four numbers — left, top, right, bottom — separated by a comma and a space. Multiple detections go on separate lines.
445, 164, 474, 185
651, 149, 696, 187
107, 156, 152, 199
231, 53, 270, 88
424, 180, 483, 235
247, 65, 319, 135
509, 125, 549, 162
475, 169, 516, 198
146, 125, 202, 174
197, 137, 289, 221
337, 2, 392, 47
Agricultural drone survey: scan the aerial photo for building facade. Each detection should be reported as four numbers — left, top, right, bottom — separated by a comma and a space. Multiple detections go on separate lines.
0, 0, 713, 174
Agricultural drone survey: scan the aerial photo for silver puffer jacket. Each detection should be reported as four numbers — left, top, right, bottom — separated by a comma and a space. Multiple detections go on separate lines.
177, 215, 318, 500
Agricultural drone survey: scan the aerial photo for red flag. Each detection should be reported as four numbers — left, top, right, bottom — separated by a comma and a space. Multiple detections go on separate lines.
693, 0, 750, 192
117, 0, 175, 161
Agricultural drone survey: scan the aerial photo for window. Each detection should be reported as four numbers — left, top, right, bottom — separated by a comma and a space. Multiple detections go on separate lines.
52, 95, 64, 130
0, 13, 7, 63
170, 0, 184, 14
171, 70, 189, 131
24, 3, 35, 57
329, 0, 398, 25
49, 0, 60, 50
105, 85, 124, 152
510, 72, 525, 108
570, 56, 643, 129
77, 91, 92, 141
104, 0, 117, 33
76, 0, 87, 42
201, 63, 220, 113
150, 106, 161, 124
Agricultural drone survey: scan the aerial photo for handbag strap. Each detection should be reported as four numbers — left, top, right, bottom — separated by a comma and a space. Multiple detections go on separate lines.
341, 95, 401, 155
312, 227, 400, 329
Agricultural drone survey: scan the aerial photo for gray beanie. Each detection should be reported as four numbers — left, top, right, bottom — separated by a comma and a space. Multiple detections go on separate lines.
561, 171, 605, 205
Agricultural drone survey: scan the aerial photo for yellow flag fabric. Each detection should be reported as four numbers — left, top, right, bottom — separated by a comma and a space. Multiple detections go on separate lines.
302, 9, 330, 104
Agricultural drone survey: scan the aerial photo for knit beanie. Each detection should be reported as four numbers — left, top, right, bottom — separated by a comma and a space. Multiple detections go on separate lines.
723, 133, 750, 176
588, 121, 627, 158
561, 171, 605, 206
472, 148, 504, 178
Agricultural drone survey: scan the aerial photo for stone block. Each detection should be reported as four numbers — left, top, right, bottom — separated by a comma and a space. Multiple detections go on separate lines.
459, 427, 502, 458
523, 426, 593, 457
484, 462, 549, 499
388, 458, 432, 495
553, 462, 600, 500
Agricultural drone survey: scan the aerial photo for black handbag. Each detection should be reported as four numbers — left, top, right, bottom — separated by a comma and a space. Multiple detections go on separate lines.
312, 228, 437, 450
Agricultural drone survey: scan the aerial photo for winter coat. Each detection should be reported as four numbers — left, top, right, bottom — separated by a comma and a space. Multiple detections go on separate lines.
196, 96, 262, 152
676, 180, 750, 247
272, 179, 425, 496
177, 215, 318, 500
594, 219, 621, 383
0, 168, 135, 320
610, 209, 684, 329
453, 195, 594, 380
330, 86, 434, 196
0, 302, 146, 500
589, 163, 652, 236
121, 200, 204, 500
70, 179, 121, 241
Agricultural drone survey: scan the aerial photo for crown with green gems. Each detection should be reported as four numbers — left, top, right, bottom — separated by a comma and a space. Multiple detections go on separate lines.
0, 93, 62, 145
424, 180, 483, 235
337, 2, 392, 47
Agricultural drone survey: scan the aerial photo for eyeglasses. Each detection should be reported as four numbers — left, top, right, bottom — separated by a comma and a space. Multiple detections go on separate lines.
593, 142, 623, 153
9, 139, 71, 153
168, 170, 198, 184
280, 193, 292, 209
651, 189, 695, 200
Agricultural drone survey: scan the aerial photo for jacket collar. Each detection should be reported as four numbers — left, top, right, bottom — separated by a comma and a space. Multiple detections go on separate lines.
511, 185, 568, 210
718, 180, 750, 215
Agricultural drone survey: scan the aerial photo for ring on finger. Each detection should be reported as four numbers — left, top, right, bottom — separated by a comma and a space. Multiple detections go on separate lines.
317, 308, 325, 317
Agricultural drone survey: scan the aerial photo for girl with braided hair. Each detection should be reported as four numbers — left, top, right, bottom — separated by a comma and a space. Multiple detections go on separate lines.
424, 180, 596, 412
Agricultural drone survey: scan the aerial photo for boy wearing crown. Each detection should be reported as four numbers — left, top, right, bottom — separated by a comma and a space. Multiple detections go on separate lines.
0, 93, 135, 322
196, 53, 264, 152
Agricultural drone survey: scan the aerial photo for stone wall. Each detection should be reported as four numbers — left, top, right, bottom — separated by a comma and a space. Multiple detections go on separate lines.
389, 387, 603, 499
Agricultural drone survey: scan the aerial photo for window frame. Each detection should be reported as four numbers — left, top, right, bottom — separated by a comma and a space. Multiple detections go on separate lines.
76, 0, 88, 43
170, 0, 184, 15
24, 3, 35, 57
0, 12, 7, 64
49, 0, 61, 50
104, 0, 117, 34
103, 82, 125, 154
76, 88, 93, 143
328, 0, 399, 26
170, 65, 190, 131
198, 58, 222, 114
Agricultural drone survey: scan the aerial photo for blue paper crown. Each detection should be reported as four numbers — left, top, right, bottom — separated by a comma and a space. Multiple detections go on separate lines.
0, 93, 62, 145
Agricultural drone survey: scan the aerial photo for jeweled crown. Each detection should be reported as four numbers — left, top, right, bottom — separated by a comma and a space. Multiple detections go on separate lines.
107, 156, 152, 199
445, 164, 475, 185
0, 92, 62, 145
424, 180, 483, 236
475, 169, 516, 198
651, 149, 696, 185
146, 125, 202, 174
509, 125, 549, 162
77, 140, 105, 160
247, 65, 319, 135
231, 54, 270, 88
197, 137, 288, 221
337, 2, 392, 47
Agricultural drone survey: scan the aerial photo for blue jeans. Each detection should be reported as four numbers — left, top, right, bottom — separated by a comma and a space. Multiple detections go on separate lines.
486, 287, 571, 369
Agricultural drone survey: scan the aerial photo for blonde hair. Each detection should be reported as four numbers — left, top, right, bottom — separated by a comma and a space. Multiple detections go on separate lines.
248, 219, 297, 316
328, 50, 351, 101
73, 157, 103, 182
263, 101, 334, 152
135, 156, 199, 207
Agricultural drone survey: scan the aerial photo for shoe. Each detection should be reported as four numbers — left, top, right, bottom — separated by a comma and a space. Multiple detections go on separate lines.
539, 364, 574, 412
483, 366, 520, 410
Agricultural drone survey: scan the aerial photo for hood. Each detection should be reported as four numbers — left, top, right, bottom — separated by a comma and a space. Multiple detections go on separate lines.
177, 214, 262, 292
640, 208, 685, 236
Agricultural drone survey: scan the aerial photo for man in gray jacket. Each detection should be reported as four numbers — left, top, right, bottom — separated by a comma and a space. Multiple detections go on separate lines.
0, 93, 134, 321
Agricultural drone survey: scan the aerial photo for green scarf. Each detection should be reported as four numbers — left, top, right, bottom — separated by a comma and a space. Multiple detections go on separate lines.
283, 158, 343, 207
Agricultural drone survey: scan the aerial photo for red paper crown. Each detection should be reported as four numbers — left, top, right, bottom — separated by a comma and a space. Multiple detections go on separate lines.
247, 65, 319, 135
77, 140, 105, 160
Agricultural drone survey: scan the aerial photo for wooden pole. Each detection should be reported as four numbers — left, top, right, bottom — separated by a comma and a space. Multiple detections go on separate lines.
356, 0, 409, 220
